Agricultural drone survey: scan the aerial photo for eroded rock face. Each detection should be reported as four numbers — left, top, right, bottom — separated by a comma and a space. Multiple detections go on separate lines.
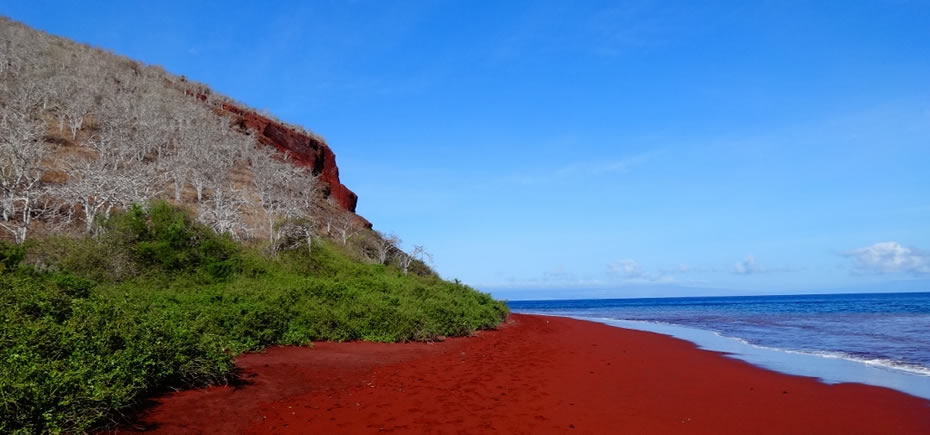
220, 103, 359, 214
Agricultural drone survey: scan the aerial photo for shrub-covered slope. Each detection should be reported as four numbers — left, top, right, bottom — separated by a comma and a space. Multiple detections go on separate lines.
0, 203, 508, 433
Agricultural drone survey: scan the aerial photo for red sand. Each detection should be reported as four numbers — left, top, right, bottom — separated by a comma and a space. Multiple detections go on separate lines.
121, 314, 930, 434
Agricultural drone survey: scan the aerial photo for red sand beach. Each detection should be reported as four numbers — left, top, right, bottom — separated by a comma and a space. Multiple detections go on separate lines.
122, 314, 930, 434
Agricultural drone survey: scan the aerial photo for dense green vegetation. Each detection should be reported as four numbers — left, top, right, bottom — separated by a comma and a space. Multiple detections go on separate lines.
0, 203, 507, 433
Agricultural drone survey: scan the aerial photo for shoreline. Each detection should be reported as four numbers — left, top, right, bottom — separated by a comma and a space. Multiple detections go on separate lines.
120, 314, 930, 434
521, 312, 930, 400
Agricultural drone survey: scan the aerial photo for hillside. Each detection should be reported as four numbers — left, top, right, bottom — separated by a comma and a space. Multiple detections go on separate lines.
0, 16, 363, 246
0, 17, 507, 434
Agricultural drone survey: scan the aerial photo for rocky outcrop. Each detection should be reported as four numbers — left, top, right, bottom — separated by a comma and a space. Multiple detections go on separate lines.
219, 103, 359, 214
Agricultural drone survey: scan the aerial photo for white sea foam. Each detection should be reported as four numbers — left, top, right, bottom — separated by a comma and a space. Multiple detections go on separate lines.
576, 314, 930, 377
778, 348, 930, 377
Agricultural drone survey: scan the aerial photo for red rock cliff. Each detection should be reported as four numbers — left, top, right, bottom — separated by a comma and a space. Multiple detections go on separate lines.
220, 103, 359, 214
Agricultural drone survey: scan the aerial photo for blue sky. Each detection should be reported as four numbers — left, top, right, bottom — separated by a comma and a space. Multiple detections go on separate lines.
4, 1, 929, 299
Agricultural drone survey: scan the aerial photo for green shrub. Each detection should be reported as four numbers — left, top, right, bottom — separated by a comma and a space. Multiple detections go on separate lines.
107, 202, 241, 278
51, 273, 95, 299
0, 240, 25, 271
1, 203, 508, 433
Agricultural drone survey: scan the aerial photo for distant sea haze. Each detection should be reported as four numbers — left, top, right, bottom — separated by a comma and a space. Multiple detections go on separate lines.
509, 292, 930, 399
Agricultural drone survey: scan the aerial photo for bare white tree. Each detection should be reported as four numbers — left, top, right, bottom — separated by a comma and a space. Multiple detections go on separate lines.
399, 245, 432, 276
198, 186, 247, 240
250, 148, 288, 242
0, 83, 56, 243
96, 91, 164, 165
318, 195, 347, 238
38, 193, 76, 233
117, 163, 162, 209
62, 85, 93, 140
398, 253, 413, 275
0, 40, 10, 75
289, 221, 315, 254
270, 217, 316, 255
184, 118, 245, 202
374, 231, 401, 264
56, 157, 126, 233
271, 166, 321, 254
333, 212, 358, 245
249, 147, 318, 246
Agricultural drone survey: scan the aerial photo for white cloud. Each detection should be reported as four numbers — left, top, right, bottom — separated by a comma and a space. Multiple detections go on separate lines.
729, 255, 799, 276
734, 255, 764, 275
844, 242, 930, 275
608, 259, 644, 279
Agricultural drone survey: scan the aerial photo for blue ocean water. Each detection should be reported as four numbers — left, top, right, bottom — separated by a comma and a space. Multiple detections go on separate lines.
508, 292, 930, 399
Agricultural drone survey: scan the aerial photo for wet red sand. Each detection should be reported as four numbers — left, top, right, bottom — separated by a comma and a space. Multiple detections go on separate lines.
120, 314, 930, 434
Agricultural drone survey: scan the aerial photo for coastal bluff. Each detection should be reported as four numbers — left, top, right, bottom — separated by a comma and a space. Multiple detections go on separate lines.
184, 86, 364, 223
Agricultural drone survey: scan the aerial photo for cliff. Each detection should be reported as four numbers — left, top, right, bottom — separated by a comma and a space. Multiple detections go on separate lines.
219, 103, 359, 214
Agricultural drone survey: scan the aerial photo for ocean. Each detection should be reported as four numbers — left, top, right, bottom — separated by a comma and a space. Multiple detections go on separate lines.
508, 292, 930, 400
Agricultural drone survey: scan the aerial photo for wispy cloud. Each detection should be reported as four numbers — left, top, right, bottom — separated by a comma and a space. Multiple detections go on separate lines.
486, 3, 689, 61
501, 151, 652, 187
480, 276, 606, 290
607, 259, 645, 279
659, 264, 719, 274
607, 259, 675, 283
478, 265, 606, 289
593, 159, 641, 174
542, 265, 576, 282
585, 3, 687, 57
579, 153, 651, 176
732, 255, 795, 275
844, 242, 930, 275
